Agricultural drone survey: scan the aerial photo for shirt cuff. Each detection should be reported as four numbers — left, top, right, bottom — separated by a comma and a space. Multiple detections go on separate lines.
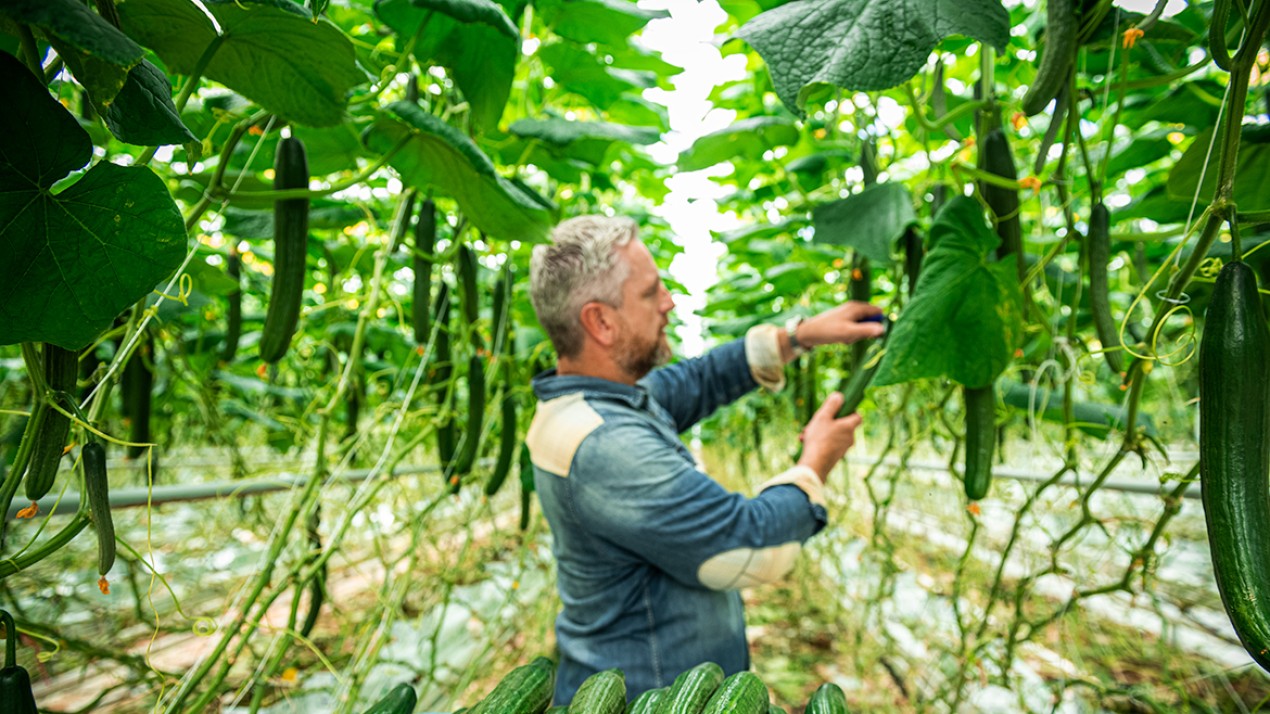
745, 323, 786, 392
757, 464, 825, 507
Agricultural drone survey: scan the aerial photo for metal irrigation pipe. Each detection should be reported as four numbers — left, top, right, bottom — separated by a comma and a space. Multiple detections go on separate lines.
850, 455, 1201, 501
1, 461, 485, 521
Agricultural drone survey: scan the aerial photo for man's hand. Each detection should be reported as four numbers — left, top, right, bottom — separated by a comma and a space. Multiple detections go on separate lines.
798, 392, 862, 481
797, 301, 885, 347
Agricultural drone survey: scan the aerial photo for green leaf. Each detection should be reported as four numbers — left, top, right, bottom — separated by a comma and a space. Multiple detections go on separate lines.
51, 37, 132, 112
411, 0, 518, 36
293, 124, 365, 176
872, 196, 1023, 389
735, 0, 1010, 115
508, 118, 659, 165
538, 42, 647, 110
1167, 125, 1270, 213
376, 0, 520, 131
811, 182, 916, 265
222, 201, 366, 237
536, 0, 668, 47
103, 59, 197, 146
0, 0, 143, 67
118, 0, 364, 127
0, 52, 186, 350
362, 101, 553, 242
677, 116, 800, 171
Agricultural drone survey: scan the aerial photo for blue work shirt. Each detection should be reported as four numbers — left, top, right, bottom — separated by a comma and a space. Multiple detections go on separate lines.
526, 336, 828, 704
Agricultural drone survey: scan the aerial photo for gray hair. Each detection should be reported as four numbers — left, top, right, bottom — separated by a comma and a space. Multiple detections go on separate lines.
529, 215, 639, 358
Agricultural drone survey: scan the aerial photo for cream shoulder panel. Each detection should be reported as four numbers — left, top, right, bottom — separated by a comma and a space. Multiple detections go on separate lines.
525, 392, 606, 477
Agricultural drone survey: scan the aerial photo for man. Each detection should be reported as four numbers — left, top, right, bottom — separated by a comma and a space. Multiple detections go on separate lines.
525, 215, 884, 703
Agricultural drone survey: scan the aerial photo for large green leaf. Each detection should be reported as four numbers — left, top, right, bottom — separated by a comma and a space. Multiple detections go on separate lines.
362, 101, 553, 242
872, 196, 1023, 389
293, 124, 365, 176
677, 116, 800, 171
535, 0, 667, 47
0, 53, 186, 350
812, 182, 916, 265
1167, 125, 1270, 213
538, 42, 652, 110
103, 59, 197, 146
118, 0, 364, 127
412, 0, 518, 36
735, 0, 1010, 114
508, 118, 659, 165
376, 0, 520, 131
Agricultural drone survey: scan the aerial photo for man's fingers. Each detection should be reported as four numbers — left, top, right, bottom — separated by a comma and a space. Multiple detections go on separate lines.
836, 412, 863, 430
813, 391, 844, 421
845, 322, 886, 341
843, 301, 884, 320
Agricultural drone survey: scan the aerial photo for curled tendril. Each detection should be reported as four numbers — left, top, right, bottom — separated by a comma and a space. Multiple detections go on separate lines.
1197, 256, 1224, 280
193, 617, 218, 637
1150, 304, 1199, 368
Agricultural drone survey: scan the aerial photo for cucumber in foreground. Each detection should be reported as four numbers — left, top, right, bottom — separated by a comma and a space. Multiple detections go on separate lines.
569, 668, 626, 714
653, 661, 724, 714
805, 682, 848, 713
701, 671, 767, 714
363, 682, 416, 714
468, 656, 556, 714
1198, 260, 1270, 673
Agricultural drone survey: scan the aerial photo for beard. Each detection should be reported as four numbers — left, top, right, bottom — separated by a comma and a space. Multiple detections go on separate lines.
614, 325, 672, 380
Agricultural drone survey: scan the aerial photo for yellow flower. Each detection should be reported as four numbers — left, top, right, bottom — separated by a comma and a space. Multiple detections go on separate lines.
1123, 27, 1145, 49
1019, 176, 1042, 192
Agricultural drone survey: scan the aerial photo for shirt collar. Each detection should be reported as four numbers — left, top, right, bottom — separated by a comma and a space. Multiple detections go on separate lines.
531, 368, 650, 410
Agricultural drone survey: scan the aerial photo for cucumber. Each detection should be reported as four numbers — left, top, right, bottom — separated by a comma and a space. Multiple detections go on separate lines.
627, 688, 667, 714
413, 198, 436, 345
701, 671, 767, 714
902, 227, 922, 296
518, 443, 533, 531
805, 682, 848, 714
23, 345, 77, 502
82, 441, 115, 579
1087, 201, 1124, 375
450, 354, 486, 487
485, 376, 518, 497
653, 662, 724, 714
835, 325, 889, 418
1198, 260, 1270, 673
848, 255, 871, 371
569, 669, 626, 714
259, 136, 310, 364
222, 245, 242, 362
363, 682, 417, 714
457, 242, 483, 350
468, 656, 555, 714
122, 336, 153, 460
977, 124, 1024, 282
767, 707, 786, 714
1020, 0, 1077, 116
963, 384, 996, 501
432, 282, 457, 476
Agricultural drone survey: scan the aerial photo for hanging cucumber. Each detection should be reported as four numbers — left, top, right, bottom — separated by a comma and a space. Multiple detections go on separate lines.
259, 136, 310, 364
450, 354, 486, 488
83, 440, 115, 584
1199, 260, 1270, 673
222, 245, 242, 363
836, 323, 889, 418
849, 254, 872, 371
122, 336, 153, 460
1020, 0, 1078, 116
486, 263, 517, 496
902, 228, 922, 297
518, 443, 534, 531
977, 123, 1023, 282
1087, 201, 1124, 375
432, 282, 457, 477
0, 609, 38, 714
299, 504, 325, 639
412, 199, 436, 346
23, 344, 78, 503
457, 242, 483, 351
963, 384, 997, 501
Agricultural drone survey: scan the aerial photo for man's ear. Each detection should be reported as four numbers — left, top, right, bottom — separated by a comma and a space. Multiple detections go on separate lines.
579, 302, 618, 347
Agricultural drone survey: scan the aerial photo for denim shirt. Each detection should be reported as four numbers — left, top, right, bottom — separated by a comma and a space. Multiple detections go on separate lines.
526, 335, 829, 704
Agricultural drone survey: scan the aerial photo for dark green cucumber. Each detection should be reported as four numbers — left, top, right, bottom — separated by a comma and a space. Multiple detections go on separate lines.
457, 242, 483, 351
902, 227, 923, 296
518, 443, 533, 531
450, 354, 485, 486
653, 662, 724, 714
24, 345, 77, 502
299, 503, 325, 639
222, 245, 242, 362
977, 125, 1024, 283
805, 682, 848, 714
1199, 260, 1270, 673
627, 688, 667, 714
432, 282, 457, 476
963, 384, 996, 501
848, 255, 871, 371
259, 136, 310, 363
122, 337, 153, 460
0, 609, 38, 714
835, 326, 889, 418
413, 198, 436, 345
569, 669, 626, 714
1087, 201, 1124, 375
467, 656, 555, 714
701, 671, 767, 714
1020, 0, 1078, 116
362, 682, 417, 714
486, 376, 518, 497
767, 707, 786, 714
491, 262, 514, 356
82, 441, 114, 578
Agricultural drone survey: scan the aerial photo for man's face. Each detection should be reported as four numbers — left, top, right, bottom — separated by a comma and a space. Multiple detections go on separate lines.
612, 240, 675, 379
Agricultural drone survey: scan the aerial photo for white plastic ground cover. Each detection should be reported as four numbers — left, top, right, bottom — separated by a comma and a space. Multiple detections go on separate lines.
227, 551, 554, 714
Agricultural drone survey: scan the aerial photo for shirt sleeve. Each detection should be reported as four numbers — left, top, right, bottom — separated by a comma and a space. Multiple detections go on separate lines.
639, 338, 759, 432
568, 421, 827, 591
